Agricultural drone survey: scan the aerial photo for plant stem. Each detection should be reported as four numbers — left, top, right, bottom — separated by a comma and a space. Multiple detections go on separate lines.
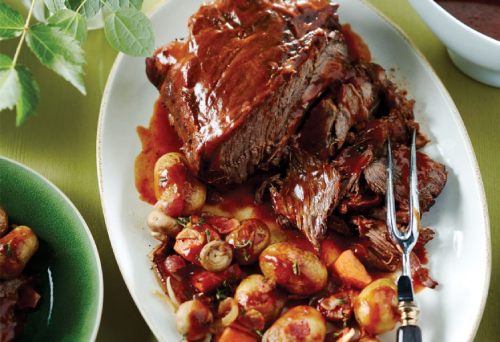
12, 0, 37, 67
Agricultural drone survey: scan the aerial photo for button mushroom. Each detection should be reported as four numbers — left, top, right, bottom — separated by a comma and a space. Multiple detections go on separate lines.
175, 299, 213, 341
199, 240, 233, 272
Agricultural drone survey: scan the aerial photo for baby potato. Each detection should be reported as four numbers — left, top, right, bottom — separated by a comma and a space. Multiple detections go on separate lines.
0, 207, 8, 236
263, 305, 326, 342
226, 219, 270, 265
235, 274, 285, 324
259, 242, 327, 295
0, 226, 39, 280
354, 278, 399, 335
154, 152, 206, 217
175, 299, 213, 340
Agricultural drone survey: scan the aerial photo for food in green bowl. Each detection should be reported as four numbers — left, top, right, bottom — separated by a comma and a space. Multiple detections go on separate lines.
0, 157, 103, 341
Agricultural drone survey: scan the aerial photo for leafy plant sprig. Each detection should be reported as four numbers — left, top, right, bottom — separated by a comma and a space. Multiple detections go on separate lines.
0, 0, 154, 125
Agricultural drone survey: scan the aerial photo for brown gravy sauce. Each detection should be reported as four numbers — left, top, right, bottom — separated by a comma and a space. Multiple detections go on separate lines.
437, 0, 500, 41
135, 29, 429, 293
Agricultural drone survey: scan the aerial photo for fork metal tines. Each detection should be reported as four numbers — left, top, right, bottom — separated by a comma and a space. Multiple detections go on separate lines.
386, 130, 423, 342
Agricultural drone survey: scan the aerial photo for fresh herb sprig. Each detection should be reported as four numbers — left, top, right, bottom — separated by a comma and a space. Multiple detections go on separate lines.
0, 0, 154, 125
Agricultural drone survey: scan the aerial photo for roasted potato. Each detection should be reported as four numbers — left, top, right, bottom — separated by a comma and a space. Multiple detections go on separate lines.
175, 299, 213, 340
0, 226, 39, 279
259, 242, 327, 295
226, 219, 270, 265
316, 291, 354, 322
354, 278, 399, 335
154, 152, 206, 216
263, 305, 326, 342
235, 274, 285, 324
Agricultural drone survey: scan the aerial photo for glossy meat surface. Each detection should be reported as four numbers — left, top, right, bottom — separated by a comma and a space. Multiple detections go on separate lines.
146, 0, 347, 184
270, 149, 341, 250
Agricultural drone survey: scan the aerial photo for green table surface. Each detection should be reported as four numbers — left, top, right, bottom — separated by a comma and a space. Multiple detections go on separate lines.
1, 0, 499, 341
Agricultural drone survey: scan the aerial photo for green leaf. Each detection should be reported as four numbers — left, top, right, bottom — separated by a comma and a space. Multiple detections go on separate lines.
0, 55, 20, 112
15, 65, 40, 126
26, 24, 86, 94
104, 8, 154, 57
105, 0, 143, 10
0, 2, 25, 40
66, 0, 102, 19
45, 0, 67, 14
48, 9, 87, 43
0, 54, 13, 69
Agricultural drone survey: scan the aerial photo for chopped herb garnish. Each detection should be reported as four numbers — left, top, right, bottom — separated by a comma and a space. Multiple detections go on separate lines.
205, 229, 212, 242
176, 216, 191, 227
3, 243, 12, 257
240, 307, 247, 316
197, 217, 206, 225
215, 287, 228, 300
336, 298, 347, 305
235, 239, 252, 249
292, 260, 300, 276
215, 281, 231, 301
242, 249, 250, 262
255, 329, 263, 337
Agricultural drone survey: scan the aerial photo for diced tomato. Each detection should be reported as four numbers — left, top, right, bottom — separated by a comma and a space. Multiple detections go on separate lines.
191, 265, 242, 294
163, 255, 186, 274
204, 215, 240, 234
218, 323, 258, 342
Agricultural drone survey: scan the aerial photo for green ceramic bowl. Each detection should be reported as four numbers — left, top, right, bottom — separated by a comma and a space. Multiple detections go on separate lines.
0, 157, 103, 341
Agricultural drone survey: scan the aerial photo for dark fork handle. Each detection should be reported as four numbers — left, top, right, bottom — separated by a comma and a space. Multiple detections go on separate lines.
397, 325, 422, 342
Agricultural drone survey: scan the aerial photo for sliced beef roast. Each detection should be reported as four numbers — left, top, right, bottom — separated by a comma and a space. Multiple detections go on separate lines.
270, 149, 341, 249
364, 144, 447, 212
146, 0, 348, 184
350, 216, 437, 288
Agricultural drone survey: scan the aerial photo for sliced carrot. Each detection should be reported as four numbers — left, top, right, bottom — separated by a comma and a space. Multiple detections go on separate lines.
218, 324, 258, 342
321, 239, 343, 271
333, 249, 373, 289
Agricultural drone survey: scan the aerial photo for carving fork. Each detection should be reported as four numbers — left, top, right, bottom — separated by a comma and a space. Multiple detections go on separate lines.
386, 130, 422, 342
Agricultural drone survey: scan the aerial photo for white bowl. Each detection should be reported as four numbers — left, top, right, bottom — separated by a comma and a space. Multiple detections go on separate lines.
409, 0, 500, 87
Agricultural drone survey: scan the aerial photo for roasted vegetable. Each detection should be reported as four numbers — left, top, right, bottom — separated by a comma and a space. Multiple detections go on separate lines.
354, 278, 399, 335
154, 152, 206, 216
333, 250, 372, 289
175, 299, 213, 340
259, 242, 327, 295
316, 291, 354, 322
146, 208, 181, 240
234, 274, 285, 324
263, 305, 326, 341
199, 240, 233, 272
0, 226, 39, 280
226, 219, 270, 265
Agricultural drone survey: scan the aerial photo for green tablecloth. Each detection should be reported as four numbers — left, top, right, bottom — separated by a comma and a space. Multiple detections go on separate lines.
1, 0, 498, 340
